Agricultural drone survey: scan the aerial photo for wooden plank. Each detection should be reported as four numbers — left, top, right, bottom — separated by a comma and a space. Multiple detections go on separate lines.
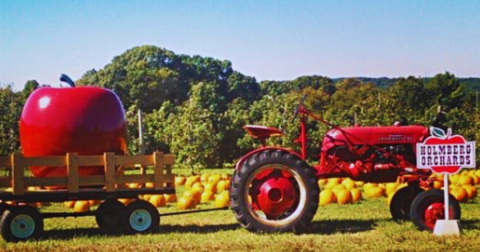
79, 176, 106, 187
24, 176, 106, 188
164, 154, 175, 166
116, 174, 154, 184
165, 174, 174, 183
114, 155, 154, 166
67, 153, 79, 193
24, 177, 67, 187
0, 178, 11, 188
0, 156, 11, 168
77, 155, 104, 166
115, 165, 127, 189
104, 153, 115, 192
12, 154, 25, 195
22, 156, 66, 167
165, 165, 173, 184
153, 152, 164, 189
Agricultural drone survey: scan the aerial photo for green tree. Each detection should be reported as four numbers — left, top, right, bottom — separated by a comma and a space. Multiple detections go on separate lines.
0, 85, 23, 155
426, 72, 466, 110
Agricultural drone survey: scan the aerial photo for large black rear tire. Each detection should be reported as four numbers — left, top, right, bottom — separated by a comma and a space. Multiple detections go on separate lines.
230, 150, 319, 233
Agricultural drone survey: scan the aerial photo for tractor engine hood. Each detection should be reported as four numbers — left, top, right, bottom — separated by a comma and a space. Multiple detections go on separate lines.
322, 125, 429, 148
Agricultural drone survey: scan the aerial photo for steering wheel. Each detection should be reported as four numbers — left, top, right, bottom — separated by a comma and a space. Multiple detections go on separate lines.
292, 94, 307, 123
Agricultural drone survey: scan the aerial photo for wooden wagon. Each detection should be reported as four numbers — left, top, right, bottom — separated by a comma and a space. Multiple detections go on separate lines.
0, 152, 175, 242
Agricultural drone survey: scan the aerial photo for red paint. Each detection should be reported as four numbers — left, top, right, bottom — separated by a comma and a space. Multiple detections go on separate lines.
238, 102, 432, 184
293, 115, 307, 160
20, 86, 127, 178
243, 125, 283, 147
256, 173, 296, 218
423, 202, 455, 230
424, 134, 466, 174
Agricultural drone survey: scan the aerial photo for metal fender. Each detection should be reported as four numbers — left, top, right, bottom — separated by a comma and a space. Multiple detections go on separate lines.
235, 147, 303, 170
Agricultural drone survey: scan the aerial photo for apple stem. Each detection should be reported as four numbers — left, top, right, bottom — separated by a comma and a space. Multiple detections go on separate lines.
446, 128, 452, 139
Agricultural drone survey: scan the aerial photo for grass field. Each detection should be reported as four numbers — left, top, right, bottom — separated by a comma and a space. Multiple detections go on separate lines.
1, 169, 480, 251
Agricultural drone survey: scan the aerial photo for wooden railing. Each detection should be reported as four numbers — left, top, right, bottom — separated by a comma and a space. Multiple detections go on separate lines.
0, 152, 175, 195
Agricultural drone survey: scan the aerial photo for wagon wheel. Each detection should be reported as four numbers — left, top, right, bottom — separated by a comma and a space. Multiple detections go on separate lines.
410, 189, 461, 231
0, 206, 43, 242
389, 185, 424, 221
230, 150, 319, 233
121, 200, 159, 234
95, 199, 126, 233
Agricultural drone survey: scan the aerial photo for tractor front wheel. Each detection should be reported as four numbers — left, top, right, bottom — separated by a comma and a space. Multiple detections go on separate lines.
230, 150, 319, 233
410, 189, 461, 231
389, 185, 423, 221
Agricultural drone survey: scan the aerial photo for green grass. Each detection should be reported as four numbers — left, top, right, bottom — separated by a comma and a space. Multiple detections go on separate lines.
1, 170, 480, 251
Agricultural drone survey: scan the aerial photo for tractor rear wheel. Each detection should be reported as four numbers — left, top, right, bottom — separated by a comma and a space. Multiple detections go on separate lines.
230, 150, 319, 233
410, 189, 461, 231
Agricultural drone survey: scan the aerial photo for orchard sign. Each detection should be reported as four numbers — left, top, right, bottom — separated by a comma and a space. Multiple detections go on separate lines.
417, 127, 475, 174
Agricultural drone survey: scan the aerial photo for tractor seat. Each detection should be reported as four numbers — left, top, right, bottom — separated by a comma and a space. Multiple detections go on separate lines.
243, 125, 283, 139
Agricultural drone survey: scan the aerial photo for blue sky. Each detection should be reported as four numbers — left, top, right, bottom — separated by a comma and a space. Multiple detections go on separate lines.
1, 0, 479, 90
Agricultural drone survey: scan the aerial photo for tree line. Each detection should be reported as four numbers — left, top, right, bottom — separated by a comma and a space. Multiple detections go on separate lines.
1, 45, 479, 170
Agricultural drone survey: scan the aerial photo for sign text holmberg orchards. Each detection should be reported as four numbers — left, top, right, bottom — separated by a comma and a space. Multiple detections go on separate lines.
416, 127, 475, 174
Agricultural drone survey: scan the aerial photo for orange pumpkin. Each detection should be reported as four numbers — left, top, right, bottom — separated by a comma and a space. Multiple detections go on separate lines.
184, 190, 201, 204
350, 188, 362, 203
149, 195, 166, 207
336, 189, 352, 204
177, 196, 196, 210
458, 175, 473, 186
319, 189, 336, 206
204, 183, 217, 194
74, 200, 90, 212
464, 186, 477, 199
118, 198, 135, 205
215, 191, 230, 207
175, 176, 187, 186
164, 194, 177, 203
341, 179, 356, 190
452, 187, 468, 203
64, 200, 76, 209
191, 182, 204, 193
216, 180, 227, 194
385, 183, 398, 196
201, 191, 215, 203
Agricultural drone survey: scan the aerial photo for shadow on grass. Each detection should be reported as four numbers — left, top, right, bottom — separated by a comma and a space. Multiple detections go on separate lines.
306, 218, 382, 234
460, 219, 480, 230
41, 218, 394, 241
40, 223, 240, 241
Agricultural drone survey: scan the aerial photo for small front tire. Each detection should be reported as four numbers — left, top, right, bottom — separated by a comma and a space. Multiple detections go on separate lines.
121, 200, 159, 234
389, 185, 423, 221
0, 206, 44, 242
95, 199, 126, 233
410, 189, 461, 231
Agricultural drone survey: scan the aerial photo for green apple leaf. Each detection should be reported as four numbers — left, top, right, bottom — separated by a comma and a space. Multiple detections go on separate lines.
430, 127, 446, 138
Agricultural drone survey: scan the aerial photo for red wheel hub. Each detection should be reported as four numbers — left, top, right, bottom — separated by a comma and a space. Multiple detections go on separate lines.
257, 176, 296, 218
424, 202, 454, 230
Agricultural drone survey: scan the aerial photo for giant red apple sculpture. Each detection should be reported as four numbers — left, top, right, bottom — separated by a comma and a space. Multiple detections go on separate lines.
20, 85, 128, 178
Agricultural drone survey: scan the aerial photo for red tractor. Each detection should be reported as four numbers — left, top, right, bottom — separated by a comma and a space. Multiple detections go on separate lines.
230, 96, 461, 233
